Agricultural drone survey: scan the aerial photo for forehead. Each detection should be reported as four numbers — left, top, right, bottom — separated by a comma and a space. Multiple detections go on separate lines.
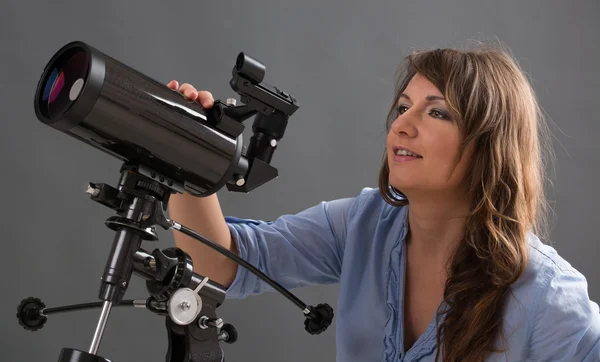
403, 73, 444, 97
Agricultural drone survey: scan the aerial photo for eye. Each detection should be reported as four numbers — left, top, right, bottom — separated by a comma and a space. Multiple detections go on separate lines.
429, 108, 451, 120
397, 105, 409, 114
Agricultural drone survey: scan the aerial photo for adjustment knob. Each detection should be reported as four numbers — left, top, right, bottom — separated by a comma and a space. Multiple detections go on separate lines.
17, 297, 47, 331
304, 303, 334, 335
218, 323, 238, 344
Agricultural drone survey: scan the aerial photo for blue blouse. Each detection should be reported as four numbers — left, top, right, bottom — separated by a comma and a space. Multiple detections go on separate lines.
224, 187, 600, 361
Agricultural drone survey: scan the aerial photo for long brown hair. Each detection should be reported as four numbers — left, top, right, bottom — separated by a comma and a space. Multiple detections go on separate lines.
378, 43, 554, 361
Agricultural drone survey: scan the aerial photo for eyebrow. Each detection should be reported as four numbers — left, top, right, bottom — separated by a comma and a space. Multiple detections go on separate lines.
399, 93, 446, 102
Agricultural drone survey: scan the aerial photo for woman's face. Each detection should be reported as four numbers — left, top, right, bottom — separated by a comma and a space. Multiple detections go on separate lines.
386, 73, 472, 197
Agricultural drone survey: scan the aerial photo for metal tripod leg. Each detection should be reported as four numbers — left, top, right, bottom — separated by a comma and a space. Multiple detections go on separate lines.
88, 301, 113, 355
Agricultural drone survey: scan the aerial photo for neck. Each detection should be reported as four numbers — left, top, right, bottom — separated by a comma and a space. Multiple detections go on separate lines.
404, 191, 471, 261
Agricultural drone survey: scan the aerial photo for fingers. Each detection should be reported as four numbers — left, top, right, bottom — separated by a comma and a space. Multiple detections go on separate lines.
197, 90, 214, 108
167, 80, 178, 90
167, 80, 213, 108
179, 83, 198, 100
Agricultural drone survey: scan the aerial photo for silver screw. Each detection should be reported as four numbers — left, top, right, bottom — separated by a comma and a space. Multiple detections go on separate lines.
121, 281, 127, 288
226, 98, 237, 106
208, 317, 224, 329
218, 331, 229, 342
180, 301, 191, 311
270, 139, 277, 147
198, 316, 223, 329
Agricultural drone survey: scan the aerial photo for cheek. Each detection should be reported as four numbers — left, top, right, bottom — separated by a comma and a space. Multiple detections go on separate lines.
428, 136, 457, 164
385, 134, 394, 163
425, 135, 465, 178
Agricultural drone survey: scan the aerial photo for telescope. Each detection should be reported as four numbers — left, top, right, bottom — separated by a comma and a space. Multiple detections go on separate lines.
16, 41, 334, 362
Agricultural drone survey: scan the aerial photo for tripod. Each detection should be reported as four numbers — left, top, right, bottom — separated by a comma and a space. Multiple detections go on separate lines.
19, 163, 233, 361
17, 162, 333, 361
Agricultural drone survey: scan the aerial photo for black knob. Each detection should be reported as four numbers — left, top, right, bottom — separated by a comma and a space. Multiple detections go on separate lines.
304, 303, 334, 335
17, 297, 47, 331
219, 323, 238, 344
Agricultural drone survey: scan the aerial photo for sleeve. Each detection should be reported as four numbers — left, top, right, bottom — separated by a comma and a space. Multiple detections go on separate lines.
528, 266, 600, 361
223, 192, 363, 299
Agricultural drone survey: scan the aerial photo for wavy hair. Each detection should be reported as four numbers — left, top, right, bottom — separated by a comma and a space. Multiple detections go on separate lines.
378, 43, 554, 361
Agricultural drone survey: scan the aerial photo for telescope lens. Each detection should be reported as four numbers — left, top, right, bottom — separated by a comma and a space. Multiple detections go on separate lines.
39, 48, 90, 120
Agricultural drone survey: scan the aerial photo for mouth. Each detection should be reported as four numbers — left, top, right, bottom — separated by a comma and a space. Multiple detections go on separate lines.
392, 147, 423, 158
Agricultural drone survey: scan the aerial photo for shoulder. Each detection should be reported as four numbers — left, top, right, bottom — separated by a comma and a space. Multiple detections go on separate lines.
341, 186, 407, 222
519, 234, 596, 306
511, 234, 600, 359
526, 234, 581, 275
511, 233, 591, 293
348, 186, 385, 207
514, 234, 584, 296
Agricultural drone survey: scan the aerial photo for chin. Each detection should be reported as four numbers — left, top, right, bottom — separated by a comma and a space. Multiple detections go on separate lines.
388, 175, 416, 192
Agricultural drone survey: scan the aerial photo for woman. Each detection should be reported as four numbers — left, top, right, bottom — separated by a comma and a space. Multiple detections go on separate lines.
166, 45, 600, 361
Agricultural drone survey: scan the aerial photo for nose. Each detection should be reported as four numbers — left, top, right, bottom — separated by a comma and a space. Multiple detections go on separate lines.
390, 110, 417, 138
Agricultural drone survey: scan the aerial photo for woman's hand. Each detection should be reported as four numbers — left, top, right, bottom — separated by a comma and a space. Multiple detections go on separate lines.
167, 80, 214, 108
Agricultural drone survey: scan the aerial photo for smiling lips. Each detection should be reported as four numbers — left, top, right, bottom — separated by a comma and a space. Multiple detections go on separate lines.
392, 147, 423, 162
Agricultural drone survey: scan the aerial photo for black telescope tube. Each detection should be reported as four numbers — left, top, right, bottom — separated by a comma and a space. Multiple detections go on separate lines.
33, 41, 247, 197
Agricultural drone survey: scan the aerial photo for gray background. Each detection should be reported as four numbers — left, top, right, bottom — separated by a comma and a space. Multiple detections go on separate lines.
2, 1, 599, 361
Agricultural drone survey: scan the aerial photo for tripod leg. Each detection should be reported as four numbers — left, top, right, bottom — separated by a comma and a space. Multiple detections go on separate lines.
88, 301, 113, 354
